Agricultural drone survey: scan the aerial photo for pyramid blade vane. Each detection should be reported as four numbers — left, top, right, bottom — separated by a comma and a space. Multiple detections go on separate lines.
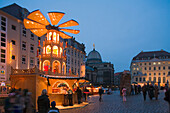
27, 10, 50, 26
60, 29, 80, 34
48, 12, 65, 25
59, 31, 72, 39
30, 28, 47, 37
58, 19, 79, 28
24, 19, 46, 29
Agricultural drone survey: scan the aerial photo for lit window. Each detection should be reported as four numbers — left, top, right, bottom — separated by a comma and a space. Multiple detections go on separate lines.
53, 32, 56, 42
133, 68, 136, 70
158, 62, 161, 65
153, 62, 156, 65
137, 68, 139, 71
46, 45, 51, 54
53, 46, 58, 55
48, 32, 52, 40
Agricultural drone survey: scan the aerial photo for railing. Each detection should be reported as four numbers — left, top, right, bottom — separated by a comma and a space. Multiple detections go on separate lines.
43, 40, 63, 46
11, 66, 39, 75
41, 54, 66, 60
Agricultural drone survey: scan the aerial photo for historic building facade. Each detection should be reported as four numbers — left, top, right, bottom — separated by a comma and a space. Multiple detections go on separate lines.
86, 46, 114, 87
64, 38, 86, 77
130, 50, 170, 86
0, 3, 45, 82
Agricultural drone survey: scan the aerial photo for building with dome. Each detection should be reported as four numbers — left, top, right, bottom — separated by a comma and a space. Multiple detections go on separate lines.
86, 45, 114, 87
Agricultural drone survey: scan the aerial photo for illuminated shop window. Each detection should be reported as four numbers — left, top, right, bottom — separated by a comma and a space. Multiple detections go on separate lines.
53, 46, 58, 55
46, 45, 51, 54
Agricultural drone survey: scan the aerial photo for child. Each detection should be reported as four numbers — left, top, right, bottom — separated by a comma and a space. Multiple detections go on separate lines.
48, 101, 60, 113
122, 87, 127, 102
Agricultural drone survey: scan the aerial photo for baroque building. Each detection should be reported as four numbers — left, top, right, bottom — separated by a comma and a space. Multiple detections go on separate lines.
130, 50, 170, 86
86, 46, 114, 87
0, 3, 45, 83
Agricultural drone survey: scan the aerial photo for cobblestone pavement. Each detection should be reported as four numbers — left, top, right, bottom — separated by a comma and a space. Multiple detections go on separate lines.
60, 90, 169, 113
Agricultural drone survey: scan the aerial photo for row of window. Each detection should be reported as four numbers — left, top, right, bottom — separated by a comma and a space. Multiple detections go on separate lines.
133, 72, 169, 76
133, 61, 168, 66
135, 77, 166, 83
134, 66, 170, 71
66, 65, 80, 75
22, 55, 34, 66
1, 16, 6, 32
67, 48, 83, 58
22, 41, 34, 53
136, 56, 169, 60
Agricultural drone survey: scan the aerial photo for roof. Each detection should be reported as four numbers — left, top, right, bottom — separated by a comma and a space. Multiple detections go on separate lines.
114, 72, 122, 76
0, 3, 29, 21
87, 49, 102, 62
132, 50, 170, 61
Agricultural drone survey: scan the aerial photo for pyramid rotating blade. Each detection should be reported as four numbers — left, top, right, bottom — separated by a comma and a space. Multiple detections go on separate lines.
24, 19, 46, 29
60, 29, 80, 34
30, 28, 47, 37
27, 10, 50, 26
59, 31, 72, 39
58, 19, 79, 28
48, 12, 65, 25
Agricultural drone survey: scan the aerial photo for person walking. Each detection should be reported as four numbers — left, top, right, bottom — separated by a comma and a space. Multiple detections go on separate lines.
37, 89, 50, 113
154, 84, 159, 100
164, 88, 170, 112
122, 87, 127, 102
142, 84, 147, 101
76, 87, 82, 104
148, 84, 155, 100
99, 87, 103, 102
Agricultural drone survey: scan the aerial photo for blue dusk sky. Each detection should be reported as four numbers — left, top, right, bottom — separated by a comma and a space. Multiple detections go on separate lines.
0, 0, 170, 72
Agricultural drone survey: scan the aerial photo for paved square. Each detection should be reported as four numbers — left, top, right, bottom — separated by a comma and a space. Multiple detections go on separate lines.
60, 91, 169, 113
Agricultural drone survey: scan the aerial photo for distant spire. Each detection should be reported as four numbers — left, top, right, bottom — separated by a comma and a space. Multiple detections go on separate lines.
154, 53, 156, 58
93, 43, 95, 50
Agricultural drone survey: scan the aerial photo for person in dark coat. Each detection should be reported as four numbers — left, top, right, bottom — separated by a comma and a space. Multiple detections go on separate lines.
142, 84, 147, 101
154, 84, 159, 100
37, 89, 50, 113
99, 87, 104, 102
76, 87, 82, 104
148, 84, 155, 100
164, 88, 170, 112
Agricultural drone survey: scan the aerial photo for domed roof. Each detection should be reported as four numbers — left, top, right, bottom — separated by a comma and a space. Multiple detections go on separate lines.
87, 49, 102, 63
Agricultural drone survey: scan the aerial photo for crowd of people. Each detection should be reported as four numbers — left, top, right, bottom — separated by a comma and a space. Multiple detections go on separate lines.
4, 88, 34, 113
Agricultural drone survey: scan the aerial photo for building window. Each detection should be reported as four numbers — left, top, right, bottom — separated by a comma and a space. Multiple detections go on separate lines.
145, 63, 146, 65
71, 50, 73, 56
163, 66, 165, 70
163, 73, 166, 76
154, 77, 156, 82
159, 73, 161, 76
1, 49, 5, 63
71, 58, 73, 65
149, 67, 151, 70
154, 67, 156, 70
30, 44, 34, 53
136, 78, 138, 82
1, 33, 6, 47
30, 57, 34, 66
158, 67, 161, 70
11, 40, 16, 45
153, 62, 156, 65
149, 63, 151, 65
75, 51, 76, 57
149, 73, 151, 76
168, 71, 170, 75
143, 78, 145, 82
67, 49, 70, 54
163, 77, 166, 83
1, 16, 6, 31
22, 56, 26, 64
169, 66, 170, 70
145, 67, 147, 70
154, 73, 156, 76
30, 32, 34, 40
75, 60, 76, 66
158, 62, 161, 65
158, 77, 161, 83
12, 55, 15, 60
104, 65, 107, 67
22, 27, 26, 37
139, 77, 142, 82
22, 41, 26, 50
11, 25, 16, 30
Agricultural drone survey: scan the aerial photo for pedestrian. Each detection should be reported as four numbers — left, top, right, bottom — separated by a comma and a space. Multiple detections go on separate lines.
25, 92, 34, 113
138, 85, 141, 94
122, 87, 127, 102
48, 101, 60, 113
131, 85, 134, 95
99, 86, 103, 102
37, 89, 50, 113
148, 84, 155, 100
142, 84, 147, 101
76, 87, 82, 104
154, 84, 159, 100
164, 88, 170, 112
67, 88, 73, 106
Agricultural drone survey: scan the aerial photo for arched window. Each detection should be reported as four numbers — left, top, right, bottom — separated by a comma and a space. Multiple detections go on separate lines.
60, 47, 62, 57
48, 32, 52, 40
46, 45, 51, 54
53, 32, 56, 42
43, 60, 50, 71
52, 60, 60, 74
57, 33, 59, 43
62, 62, 66, 74
53, 46, 58, 56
